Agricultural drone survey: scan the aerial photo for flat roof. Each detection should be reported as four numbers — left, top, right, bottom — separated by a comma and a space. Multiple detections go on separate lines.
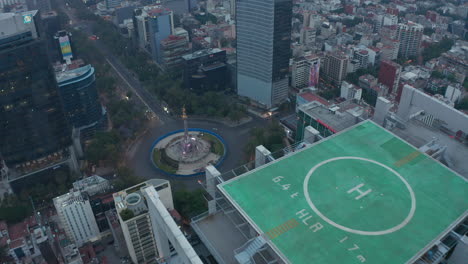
299, 100, 365, 132
182, 48, 223, 60
55, 64, 93, 84
219, 121, 468, 264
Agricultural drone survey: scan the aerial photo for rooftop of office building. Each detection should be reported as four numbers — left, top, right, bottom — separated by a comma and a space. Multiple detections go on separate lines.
390, 117, 468, 178
0, 10, 38, 40
298, 99, 370, 133
113, 179, 170, 219
182, 48, 224, 60
193, 121, 468, 264
55, 63, 93, 84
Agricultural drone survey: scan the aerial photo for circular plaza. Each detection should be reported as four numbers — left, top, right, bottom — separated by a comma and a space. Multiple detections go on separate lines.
150, 128, 226, 177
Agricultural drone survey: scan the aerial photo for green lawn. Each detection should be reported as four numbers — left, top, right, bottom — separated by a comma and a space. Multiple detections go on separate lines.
152, 149, 177, 174
201, 133, 225, 156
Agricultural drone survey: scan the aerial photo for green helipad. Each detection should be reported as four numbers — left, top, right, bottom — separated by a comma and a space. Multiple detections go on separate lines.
219, 121, 468, 264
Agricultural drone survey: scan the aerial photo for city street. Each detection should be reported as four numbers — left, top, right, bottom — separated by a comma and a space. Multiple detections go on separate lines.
59, 2, 271, 190
126, 116, 270, 190
61, 3, 171, 124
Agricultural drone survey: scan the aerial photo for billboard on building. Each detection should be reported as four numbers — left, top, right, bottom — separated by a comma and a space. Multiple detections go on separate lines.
308, 60, 320, 87
59, 36, 73, 61
23, 14, 33, 24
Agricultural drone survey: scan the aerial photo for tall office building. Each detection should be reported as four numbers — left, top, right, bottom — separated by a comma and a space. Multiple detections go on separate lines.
396, 21, 423, 59
0, 11, 74, 179
160, 35, 191, 70
114, 179, 175, 264
148, 9, 173, 64
323, 51, 349, 85
353, 49, 369, 70
55, 62, 105, 138
182, 48, 227, 92
291, 55, 320, 89
237, 0, 292, 108
53, 191, 101, 247
40, 11, 61, 63
134, 6, 174, 64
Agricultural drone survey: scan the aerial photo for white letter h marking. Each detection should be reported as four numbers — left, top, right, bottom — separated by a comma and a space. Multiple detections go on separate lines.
347, 184, 372, 200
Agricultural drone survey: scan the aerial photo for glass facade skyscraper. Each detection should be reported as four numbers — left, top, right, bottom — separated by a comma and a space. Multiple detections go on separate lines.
237, 0, 292, 108
0, 11, 71, 168
147, 9, 173, 64
56, 64, 104, 138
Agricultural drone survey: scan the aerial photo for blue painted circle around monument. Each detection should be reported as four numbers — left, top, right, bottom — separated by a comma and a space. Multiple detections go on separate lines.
149, 128, 227, 177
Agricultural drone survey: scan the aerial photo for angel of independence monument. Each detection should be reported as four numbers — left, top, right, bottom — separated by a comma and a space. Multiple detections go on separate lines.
151, 107, 226, 176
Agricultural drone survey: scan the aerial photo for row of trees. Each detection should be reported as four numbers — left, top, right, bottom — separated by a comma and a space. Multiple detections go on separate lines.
422, 37, 454, 63
0, 169, 77, 223
173, 186, 208, 220
70, 0, 246, 122
244, 122, 287, 161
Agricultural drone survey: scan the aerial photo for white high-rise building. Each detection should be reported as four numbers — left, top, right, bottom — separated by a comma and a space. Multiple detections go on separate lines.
396, 21, 423, 58
114, 179, 175, 264
54, 191, 101, 247
291, 55, 320, 89
341, 81, 362, 100
353, 49, 369, 70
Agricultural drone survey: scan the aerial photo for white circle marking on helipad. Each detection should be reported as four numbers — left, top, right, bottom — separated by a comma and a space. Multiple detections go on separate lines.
303, 156, 416, 236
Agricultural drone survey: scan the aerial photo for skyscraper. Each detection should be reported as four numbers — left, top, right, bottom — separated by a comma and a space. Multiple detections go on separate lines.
0, 11, 73, 178
396, 21, 423, 59
148, 9, 173, 64
113, 179, 175, 264
236, 0, 292, 108
53, 191, 101, 247
55, 62, 105, 138
134, 6, 174, 64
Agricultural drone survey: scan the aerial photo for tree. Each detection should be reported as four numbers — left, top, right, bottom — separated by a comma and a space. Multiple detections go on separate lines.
455, 97, 468, 111
228, 110, 243, 123
119, 208, 135, 221
431, 71, 445, 79
342, 17, 364, 28
220, 38, 229, 48
423, 28, 435, 36
318, 88, 340, 100
244, 122, 286, 160
194, 13, 217, 25
86, 131, 121, 164
362, 89, 377, 106
173, 188, 207, 219
0, 204, 31, 224
422, 38, 454, 62
113, 167, 145, 190
0, 245, 8, 260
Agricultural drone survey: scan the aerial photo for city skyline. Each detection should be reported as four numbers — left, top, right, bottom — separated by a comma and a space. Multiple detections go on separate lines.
0, 0, 467, 263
